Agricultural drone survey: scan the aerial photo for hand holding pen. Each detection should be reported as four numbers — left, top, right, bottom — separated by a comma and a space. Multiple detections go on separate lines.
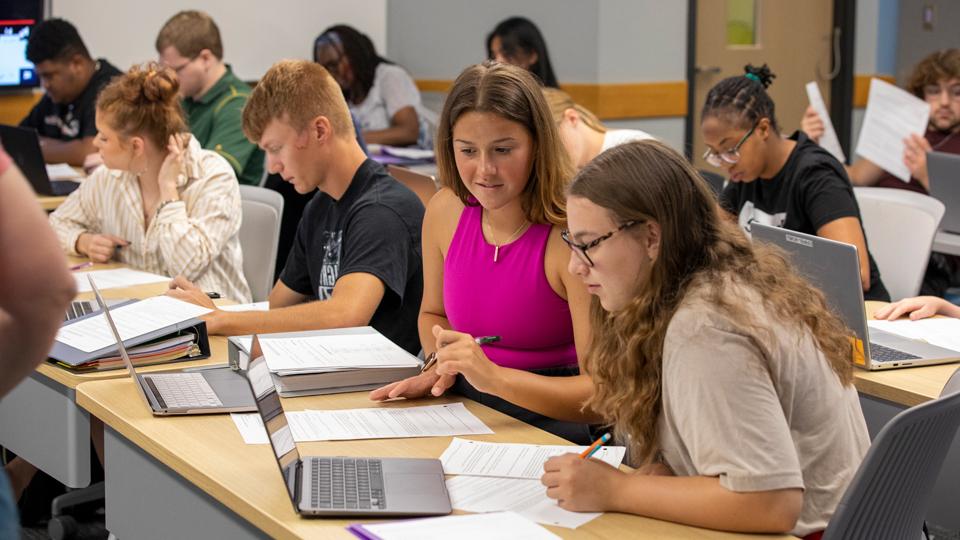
424, 326, 504, 394
542, 433, 622, 513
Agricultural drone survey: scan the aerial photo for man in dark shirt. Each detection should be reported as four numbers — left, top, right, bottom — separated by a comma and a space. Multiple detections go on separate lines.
19, 19, 120, 166
169, 60, 424, 354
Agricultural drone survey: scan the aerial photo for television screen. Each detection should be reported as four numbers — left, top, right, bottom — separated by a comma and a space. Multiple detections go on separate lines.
0, 0, 43, 89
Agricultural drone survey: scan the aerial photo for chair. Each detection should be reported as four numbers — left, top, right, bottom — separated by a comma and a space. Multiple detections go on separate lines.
387, 164, 439, 208
238, 185, 284, 302
944, 367, 960, 397
822, 386, 960, 539
854, 187, 945, 301
697, 169, 726, 197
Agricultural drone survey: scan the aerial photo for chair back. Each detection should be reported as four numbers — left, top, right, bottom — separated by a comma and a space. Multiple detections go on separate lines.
238, 185, 284, 302
854, 187, 945, 300
387, 165, 438, 208
823, 389, 960, 539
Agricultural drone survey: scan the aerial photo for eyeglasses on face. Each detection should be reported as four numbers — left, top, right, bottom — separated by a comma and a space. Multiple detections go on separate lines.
702, 121, 758, 168
561, 220, 642, 267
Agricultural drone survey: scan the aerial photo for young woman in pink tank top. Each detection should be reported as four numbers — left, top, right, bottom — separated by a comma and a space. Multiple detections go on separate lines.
370, 62, 597, 443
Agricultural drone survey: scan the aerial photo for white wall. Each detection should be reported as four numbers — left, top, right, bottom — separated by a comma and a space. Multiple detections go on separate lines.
51, 0, 387, 81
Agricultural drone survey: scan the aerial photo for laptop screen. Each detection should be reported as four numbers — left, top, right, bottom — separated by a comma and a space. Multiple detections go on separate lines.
245, 354, 300, 504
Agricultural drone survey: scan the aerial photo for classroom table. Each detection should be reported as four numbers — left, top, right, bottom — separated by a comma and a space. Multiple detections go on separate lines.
932, 231, 960, 257
77, 378, 796, 540
0, 261, 226, 490
38, 194, 67, 211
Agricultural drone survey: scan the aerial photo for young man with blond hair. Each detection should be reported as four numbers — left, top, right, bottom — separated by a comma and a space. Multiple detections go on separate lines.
156, 10, 263, 185
169, 60, 425, 354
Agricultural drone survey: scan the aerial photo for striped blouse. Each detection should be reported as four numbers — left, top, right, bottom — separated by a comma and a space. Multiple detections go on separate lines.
49, 135, 252, 303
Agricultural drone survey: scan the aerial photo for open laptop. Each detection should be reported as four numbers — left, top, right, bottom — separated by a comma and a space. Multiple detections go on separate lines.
0, 124, 79, 196
751, 223, 960, 370
89, 275, 255, 414
927, 151, 960, 234
241, 349, 451, 517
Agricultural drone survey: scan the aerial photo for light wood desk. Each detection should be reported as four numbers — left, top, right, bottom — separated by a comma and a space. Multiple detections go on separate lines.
38, 194, 67, 211
77, 379, 795, 540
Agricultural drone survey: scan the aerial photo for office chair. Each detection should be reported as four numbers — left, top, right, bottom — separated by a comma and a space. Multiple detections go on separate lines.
386, 165, 439, 209
238, 185, 284, 302
822, 385, 960, 539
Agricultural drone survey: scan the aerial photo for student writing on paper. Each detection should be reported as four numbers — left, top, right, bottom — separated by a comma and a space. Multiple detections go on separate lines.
486, 17, 559, 88
314, 25, 433, 148
169, 60, 424, 355
540, 140, 869, 538
370, 62, 596, 444
703, 64, 889, 301
155, 10, 264, 186
19, 19, 121, 166
47, 64, 252, 303
0, 147, 76, 521
804, 49, 960, 296
542, 88, 655, 170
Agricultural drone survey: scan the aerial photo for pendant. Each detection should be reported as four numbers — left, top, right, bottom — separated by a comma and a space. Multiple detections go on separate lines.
494, 245, 500, 263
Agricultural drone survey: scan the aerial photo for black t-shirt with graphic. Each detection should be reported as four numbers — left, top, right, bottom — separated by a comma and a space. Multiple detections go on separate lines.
20, 59, 121, 141
279, 159, 425, 354
721, 131, 889, 301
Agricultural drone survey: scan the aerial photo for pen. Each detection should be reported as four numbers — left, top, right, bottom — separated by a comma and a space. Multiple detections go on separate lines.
205, 292, 221, 299
420, 335, 501, 374
580, 433, 611, 459
69, 261, 94, 271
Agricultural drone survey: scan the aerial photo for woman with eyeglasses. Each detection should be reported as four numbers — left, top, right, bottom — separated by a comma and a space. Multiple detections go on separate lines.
313, 25, 432, 148
540, 140, 869, 539
702, 64, 889, 301
370, 62, 597, 444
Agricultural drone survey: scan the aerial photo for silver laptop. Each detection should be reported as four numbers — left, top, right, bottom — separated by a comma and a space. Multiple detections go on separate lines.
927, 151, 960, 234
751, 223, 960, 370
242, 350, 451, 517
88, 275, 255, 415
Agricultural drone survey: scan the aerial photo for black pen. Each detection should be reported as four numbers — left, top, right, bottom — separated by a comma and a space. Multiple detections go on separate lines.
206, 292, 221, 299
420, 335, 501, 374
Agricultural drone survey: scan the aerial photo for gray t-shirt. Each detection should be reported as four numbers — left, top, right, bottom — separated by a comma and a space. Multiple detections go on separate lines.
659, 280, 869, 537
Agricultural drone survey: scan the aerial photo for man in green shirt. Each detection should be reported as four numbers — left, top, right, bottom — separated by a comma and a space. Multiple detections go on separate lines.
155, 10, 263, 185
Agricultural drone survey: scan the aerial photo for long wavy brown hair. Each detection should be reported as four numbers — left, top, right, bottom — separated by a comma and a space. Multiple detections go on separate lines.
570, 140, 855, 465
435, 61, 573, 226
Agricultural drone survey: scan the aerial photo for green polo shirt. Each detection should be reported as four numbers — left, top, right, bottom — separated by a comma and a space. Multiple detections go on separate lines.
182, 66, 263, 186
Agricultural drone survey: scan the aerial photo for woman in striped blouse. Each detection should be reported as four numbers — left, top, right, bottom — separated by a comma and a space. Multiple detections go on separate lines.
49, 62, 251, 302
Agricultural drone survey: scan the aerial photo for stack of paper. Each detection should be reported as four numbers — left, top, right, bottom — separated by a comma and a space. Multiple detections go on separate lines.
347, 511, 560, 540
868, 318, 960, 352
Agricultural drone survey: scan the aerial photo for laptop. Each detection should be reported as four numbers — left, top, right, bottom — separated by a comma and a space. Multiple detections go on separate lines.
927, 151, 960, 234
0, 124, 80, 196
64, 298, 128, 322
88, 275, 256, 414
751, 223, 960, 370
241, 349, 451, 517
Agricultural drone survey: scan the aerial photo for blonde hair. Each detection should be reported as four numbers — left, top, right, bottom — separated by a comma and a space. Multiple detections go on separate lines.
542, 88, 606, 134
435, 61, 573, 226
242, 60, 353, 143
155, 10, 223, 59
97, 62, 187, 149
570, 140, 855, 465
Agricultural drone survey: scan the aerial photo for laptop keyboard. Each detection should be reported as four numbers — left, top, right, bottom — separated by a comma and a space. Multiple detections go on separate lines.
310, 457, 385, 510
65, 300, 97, 321
144, 373, 223, 409
870, 342, 922, 363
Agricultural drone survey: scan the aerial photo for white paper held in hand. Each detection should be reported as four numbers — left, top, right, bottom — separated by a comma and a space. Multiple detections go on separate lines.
805, 81, 846, 163
854, 78, 930, 182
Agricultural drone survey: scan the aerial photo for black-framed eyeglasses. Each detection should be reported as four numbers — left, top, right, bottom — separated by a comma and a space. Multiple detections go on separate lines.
702, 122, 757, 168
561, 220, 642, 267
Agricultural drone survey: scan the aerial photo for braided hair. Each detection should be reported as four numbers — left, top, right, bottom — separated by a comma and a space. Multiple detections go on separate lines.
701, 64, 779, 132
313, 25, 392, 105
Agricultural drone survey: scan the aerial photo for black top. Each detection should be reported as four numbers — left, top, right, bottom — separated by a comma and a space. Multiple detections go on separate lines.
721, 131, 889, 301
20, 59, 121, 141
279, 159, 425, 354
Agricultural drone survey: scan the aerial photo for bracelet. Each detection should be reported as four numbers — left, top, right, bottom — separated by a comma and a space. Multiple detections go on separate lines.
156, 198, 180, 215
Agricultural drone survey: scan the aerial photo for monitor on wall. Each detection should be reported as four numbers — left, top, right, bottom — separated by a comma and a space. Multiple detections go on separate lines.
0, 0, 43, 90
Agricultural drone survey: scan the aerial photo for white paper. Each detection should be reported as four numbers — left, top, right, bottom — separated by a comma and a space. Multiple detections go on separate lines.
231, 411, 311, 444
854, 78, 931, 182
56, 296, 212, 352
232, 403, 492, 443
258, 333, 420, 373
439, 438, 626, 479
355, 511, 560, 540
869, 318, 960, 352
382, 145, 435, 160
445, 476, 600, 529
45, 163, 83, 181
805, 81, 846, 163
219, 302, 269, 312
73, 268, 170, 292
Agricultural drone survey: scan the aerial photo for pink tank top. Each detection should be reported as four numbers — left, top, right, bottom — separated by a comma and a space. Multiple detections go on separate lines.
443, 204, 577, 370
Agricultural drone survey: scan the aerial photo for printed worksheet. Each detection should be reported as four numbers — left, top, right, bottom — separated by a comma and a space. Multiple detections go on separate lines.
439, 437, 626, 479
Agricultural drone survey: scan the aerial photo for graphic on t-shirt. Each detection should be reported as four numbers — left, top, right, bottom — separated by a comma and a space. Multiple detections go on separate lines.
738, 201, 786, 235
317, 230, 342, 300
43, 110, 79, 138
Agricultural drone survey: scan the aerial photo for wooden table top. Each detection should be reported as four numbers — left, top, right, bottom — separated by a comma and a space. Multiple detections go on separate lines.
38, 194, 67, 211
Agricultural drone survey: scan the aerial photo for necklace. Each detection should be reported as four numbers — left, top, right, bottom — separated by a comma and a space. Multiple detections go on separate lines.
484, 212, 529, 263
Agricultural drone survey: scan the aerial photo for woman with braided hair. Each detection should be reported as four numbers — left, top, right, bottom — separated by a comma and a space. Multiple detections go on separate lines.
701, 64, 889, 301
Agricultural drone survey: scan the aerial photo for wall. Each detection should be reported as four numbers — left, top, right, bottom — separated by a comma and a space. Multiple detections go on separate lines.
51, 0, 387, 81
851, 0, 899, 153
896, 0, 960, 83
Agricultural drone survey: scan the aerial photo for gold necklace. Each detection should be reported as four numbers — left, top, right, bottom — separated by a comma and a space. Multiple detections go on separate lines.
484, 212, 529, 263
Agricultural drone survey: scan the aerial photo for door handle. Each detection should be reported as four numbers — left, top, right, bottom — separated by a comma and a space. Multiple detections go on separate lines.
695, 65, 722, 74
